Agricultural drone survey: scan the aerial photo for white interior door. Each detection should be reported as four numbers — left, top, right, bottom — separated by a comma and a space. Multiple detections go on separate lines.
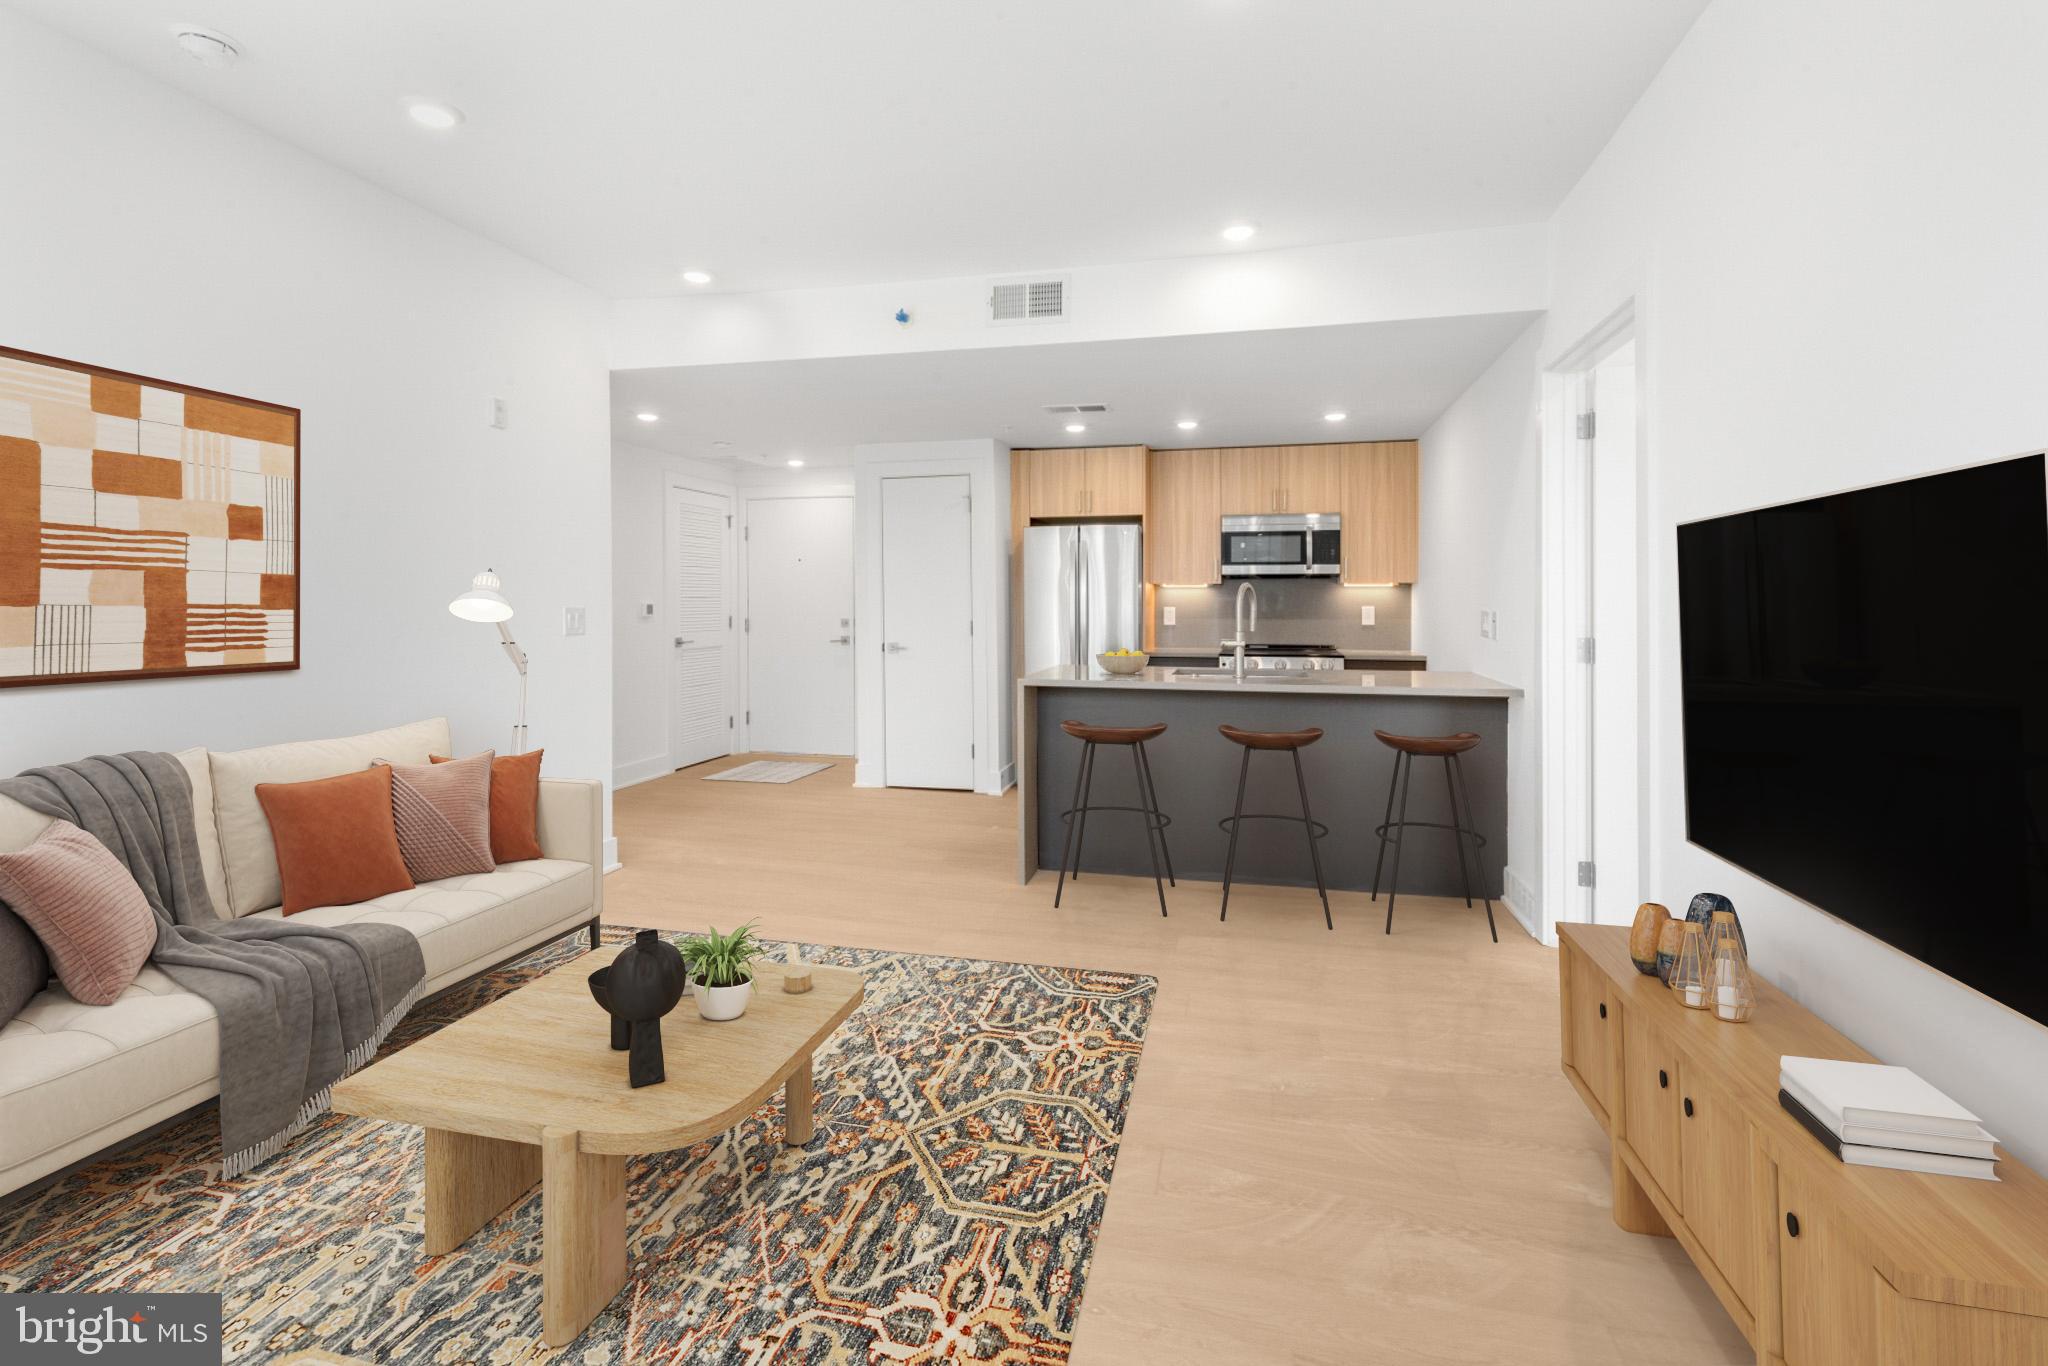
879, 475, 975, 789
1589, 341, 1641, 923
747, 495, 854, 754
667, 482, 733, 769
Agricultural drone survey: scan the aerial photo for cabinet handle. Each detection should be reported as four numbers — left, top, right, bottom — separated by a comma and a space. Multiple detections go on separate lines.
1597, 1002, 1607, 1020
1658, 1069, 1669, 1089
1683, 1097, 1695, 1118
1786, 1212, 1801, 1239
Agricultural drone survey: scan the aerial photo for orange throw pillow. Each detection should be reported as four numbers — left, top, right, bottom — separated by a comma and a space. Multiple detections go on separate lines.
433, 749, 543, 862
255, 767, 414, 915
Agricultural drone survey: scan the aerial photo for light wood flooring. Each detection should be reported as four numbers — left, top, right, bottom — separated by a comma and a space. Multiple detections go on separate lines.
609, 754, 1752, 1366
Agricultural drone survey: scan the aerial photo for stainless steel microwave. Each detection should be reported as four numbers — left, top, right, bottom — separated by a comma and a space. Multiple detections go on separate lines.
1219, 513, 1341, 577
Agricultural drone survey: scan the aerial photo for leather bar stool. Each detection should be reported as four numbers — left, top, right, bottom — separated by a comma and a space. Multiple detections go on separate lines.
1370, 730, 1497, 942
1054, 720, 1174, 916
1217, 724, 1332, 930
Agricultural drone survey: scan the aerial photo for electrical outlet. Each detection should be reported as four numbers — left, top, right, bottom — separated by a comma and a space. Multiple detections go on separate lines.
1479, 609, 1490, 639
1490, 609, 1501, 639
1162, 605, 1176, 626
563, 606, 586, 636
1359, 604, 1376, 627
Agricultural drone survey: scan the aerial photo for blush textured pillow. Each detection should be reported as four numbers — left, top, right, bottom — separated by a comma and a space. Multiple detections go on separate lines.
380, 751, 495, 882
0, 822, 156, 1006
433, 749, 543, 863
255, 766, 415, 916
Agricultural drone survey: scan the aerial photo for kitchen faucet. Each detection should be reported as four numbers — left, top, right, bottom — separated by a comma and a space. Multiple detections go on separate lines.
1224, 581, 1258, 681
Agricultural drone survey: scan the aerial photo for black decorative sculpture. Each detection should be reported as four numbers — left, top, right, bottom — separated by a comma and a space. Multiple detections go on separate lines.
588, 930, 687, 1087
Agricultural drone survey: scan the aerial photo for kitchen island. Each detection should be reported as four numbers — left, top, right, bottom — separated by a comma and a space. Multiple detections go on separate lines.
1018, 665, 1521, 902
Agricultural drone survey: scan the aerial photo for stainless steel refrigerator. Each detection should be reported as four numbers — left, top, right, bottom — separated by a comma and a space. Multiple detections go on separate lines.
1022, 523, 1145, 674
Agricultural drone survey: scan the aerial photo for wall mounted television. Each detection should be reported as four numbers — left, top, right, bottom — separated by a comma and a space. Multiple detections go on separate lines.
1677, 453, 2048, 1027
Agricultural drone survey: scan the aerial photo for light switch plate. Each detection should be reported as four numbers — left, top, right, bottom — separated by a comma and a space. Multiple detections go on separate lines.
1162, 606, 1177, 626
1359, 605, 1376, 626
641, 601, 656, 618
563, 606, 586, 636
490, 398, 508, 430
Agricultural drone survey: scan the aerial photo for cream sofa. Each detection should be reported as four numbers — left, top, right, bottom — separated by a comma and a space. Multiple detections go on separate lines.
0, 717, 603, 1199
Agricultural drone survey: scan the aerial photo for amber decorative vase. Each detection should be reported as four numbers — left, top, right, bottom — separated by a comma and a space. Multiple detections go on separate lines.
1655, 919, 1687, 984
1629, 903, 1672, 976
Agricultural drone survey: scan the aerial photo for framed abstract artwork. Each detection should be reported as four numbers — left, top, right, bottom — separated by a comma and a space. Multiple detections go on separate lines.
0, 346, 299, 687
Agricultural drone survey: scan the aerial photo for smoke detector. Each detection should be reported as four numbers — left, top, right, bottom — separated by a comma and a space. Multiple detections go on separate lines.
173, 26, 241, 68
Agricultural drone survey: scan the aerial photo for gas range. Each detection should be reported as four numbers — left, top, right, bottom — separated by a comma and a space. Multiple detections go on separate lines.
1213, 643, 1347, 671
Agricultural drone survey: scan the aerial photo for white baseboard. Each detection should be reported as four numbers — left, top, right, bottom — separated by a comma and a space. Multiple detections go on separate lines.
1502, 865, 1547, 944
613, 755, 677, 790
994, 761, 1016, 794
853, 759, 881, 788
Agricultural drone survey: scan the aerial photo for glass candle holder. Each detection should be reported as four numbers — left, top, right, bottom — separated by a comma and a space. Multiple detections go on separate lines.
1670, 921, 1711, 1010
1706, 909, 1756, 1023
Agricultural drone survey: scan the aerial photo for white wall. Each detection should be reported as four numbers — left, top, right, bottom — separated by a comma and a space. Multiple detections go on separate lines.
1416, 319, 1546, 930
851, 440, 1012, 794
0, 13, 613, 825
614, 224, 1547, 369
1545, 0, 2048, 1165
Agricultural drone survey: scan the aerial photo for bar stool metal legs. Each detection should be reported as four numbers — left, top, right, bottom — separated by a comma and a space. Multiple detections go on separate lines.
1370, 729, 1498, 942
1053, 722, 1173, 916
1217, 725, 1333, 930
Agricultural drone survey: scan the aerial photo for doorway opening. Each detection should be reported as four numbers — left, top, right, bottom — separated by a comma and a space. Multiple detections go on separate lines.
1542, 307, 1646, 942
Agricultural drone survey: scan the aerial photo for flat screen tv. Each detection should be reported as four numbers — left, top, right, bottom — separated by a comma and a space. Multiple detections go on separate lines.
1677, 453, 2048, 1027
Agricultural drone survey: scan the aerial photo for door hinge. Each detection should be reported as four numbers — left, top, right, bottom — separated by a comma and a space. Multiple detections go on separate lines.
971, 743, 976, 759
728, 614, 733, 629
726, 514, 733, 527
745, 710, 751, 724
728, 716, 735, 729
744, 617, 750, 633
1576, 411, 1597, 439
1576, 636, 1596, 664
1577, 860, 1596, 888
968, 619, 974, 635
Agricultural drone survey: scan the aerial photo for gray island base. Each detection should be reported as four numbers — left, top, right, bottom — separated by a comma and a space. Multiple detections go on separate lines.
1018, 666, 1520, 909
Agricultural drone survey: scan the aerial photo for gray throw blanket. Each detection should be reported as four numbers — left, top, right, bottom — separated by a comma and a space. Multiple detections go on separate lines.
0, 753, 425, 1177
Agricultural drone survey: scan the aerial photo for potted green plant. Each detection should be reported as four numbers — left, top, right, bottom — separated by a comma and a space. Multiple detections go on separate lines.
682, 921, 762, 1021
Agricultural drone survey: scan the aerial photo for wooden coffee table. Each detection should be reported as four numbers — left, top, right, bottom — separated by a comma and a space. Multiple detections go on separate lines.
330, 945, 862, 1347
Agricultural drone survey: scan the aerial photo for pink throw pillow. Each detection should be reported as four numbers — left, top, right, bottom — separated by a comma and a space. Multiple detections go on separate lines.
0, 822, 156, 1005
379, 751, 496, 882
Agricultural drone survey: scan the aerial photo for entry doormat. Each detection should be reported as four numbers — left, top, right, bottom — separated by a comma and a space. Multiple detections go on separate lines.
703, 759, 835, 784
0, 928, 1156, 1364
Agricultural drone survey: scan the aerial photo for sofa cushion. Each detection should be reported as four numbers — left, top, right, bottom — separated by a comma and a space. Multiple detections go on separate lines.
256, 768, 414, 916
0, 823, 158, 1006
211, 718, 451, 917
0, 905, 48, 1027
171, 747, 230, 920
0, 966, 219, 1177
385, 753, 495, 882
249, 858, 593, 985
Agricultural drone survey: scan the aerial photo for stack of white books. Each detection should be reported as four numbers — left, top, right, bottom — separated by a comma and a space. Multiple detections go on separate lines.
1778, 1056, 1999, 1181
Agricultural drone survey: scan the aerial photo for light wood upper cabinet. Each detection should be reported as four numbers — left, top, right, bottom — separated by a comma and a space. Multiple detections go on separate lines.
1217, 447, 1282, 514
1342, 440, 1419, 584
1146, 448, 1221, 585
1013, 446, 1147, 519
1279, 445, 1344, 513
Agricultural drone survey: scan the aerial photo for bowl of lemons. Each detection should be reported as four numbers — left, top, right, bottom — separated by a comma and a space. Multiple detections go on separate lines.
1097, 648, 1150, 676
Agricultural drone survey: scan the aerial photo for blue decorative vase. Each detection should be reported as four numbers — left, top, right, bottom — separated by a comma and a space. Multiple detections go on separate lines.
1686, 893, 1745, 953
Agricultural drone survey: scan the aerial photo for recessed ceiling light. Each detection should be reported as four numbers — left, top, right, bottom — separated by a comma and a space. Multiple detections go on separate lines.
172, 26, 241, 68
1176, 419, 1200, 431
405, 99, 465, 131
681, 270, 712, 285
1065, 423, 1087, 434
1323, 411, 1348, 422
787, 458, 805, 468
634, 411, 659, 423
1221, 223, 1257, 243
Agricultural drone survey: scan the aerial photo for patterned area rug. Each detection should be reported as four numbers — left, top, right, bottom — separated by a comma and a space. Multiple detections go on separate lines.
0, 929, 1156, 1363
702, 760, 835, 784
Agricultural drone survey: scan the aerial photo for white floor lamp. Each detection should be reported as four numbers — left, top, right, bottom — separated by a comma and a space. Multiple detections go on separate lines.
448, 569, 528, 754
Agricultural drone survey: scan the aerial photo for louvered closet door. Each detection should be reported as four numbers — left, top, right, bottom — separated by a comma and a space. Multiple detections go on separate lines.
667, 483, 733, 769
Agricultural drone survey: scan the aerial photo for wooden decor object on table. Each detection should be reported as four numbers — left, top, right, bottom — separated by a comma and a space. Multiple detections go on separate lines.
330, 947, 862, 1348
1629, 902, 1672, 976
0, 346, 299, 688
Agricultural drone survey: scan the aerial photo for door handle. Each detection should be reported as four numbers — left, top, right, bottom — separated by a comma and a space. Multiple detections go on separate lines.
674, 637, 694, 646
883, 642, 908, 653
828, 635, 851, 644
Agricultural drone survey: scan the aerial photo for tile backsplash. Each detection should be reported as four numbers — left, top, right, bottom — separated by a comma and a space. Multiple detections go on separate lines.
1153, 581, 1413, 654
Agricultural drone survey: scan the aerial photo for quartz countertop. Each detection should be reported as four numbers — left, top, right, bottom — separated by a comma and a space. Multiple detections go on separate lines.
1021, 665, 1521, 698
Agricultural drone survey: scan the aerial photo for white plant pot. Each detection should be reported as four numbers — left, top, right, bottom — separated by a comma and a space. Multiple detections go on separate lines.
694, 975, 753, 1021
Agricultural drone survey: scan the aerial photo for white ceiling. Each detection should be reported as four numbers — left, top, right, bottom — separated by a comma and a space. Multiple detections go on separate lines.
612, 313, 1540, 469
12, 1, 1707, 298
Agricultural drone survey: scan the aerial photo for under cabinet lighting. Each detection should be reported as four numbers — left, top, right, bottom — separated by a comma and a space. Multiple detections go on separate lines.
1343, 582, 1400, 588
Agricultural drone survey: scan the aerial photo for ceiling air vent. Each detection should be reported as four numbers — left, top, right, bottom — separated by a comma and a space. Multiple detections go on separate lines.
1042, 403, 1109, 416
989, 275, 1069, 325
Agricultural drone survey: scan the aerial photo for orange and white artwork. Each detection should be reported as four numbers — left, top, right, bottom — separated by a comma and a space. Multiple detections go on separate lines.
0, 347, 298, 686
